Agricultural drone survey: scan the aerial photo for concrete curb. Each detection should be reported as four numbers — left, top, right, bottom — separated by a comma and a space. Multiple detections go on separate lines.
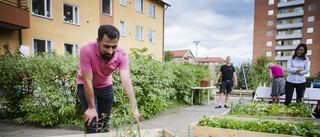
0, 120, 84, 131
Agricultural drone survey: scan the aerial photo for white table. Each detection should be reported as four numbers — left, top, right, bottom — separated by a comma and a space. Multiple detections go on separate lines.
254, 87, 320, 104
191, 86, 217, 106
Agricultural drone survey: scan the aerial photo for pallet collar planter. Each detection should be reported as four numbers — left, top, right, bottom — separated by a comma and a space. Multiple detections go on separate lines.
189, 116, 301, 137
51, 128, 175, 137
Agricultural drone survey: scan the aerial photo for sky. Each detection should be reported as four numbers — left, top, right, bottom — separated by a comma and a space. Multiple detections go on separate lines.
164, 0, 255, 67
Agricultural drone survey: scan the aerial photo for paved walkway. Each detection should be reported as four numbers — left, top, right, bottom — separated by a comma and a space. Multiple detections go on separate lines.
0, 95, 253, 137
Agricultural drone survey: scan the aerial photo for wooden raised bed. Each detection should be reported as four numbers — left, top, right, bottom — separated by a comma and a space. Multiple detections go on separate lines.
225, 115, 319, 123
189, 116, 301, 137
51, 128, 175, 137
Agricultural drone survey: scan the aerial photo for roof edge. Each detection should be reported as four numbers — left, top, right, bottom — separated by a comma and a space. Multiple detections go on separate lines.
158, 0, 171, 6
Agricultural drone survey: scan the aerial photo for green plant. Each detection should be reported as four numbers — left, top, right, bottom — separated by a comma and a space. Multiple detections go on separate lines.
198, 115, 320, 136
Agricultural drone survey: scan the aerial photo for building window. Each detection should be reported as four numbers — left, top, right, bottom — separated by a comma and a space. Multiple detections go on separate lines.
293, 29, 301, 34
135, 25, 143, 40
266, 51, 272, 57
279, 9, 286, 14
293, 39, 300, 45
135, 0, 143, 13
33, 38, 52, 55
294, 18, 302, 23
268, 0, 274, 5
119, 20, 126, 36
148, 3, 155, 18
267, 21, 273, 26
306, 50, 312, 56
102, 0, 112, 16
277, 40, 284, 46
267, 31, 273, 36
277, 61, 283, 67
309, 4, 315, 10
295, 7, 302, 12
120, 0, 126, 6
266, 41, 272, 47
148, 56, 156, 60
64, 43, 79, 56
307, 27, 314, 33
63, 3, 79, 25
174, 58, 179, 62
306, 39, 313, 44
268, 10, 274, 15
277, 51, 284, 57
308, 16, 314, 22
148, 29, 156, 43
32, 0, 52, 18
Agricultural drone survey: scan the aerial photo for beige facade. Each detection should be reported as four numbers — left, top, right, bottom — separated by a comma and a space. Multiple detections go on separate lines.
1, 0, 169, 60
114, 0, 169, 61
171, 50, 195, 64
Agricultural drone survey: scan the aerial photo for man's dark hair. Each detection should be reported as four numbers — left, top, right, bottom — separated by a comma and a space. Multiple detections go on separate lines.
292, 43, 307, 60
98, 25, 120, 41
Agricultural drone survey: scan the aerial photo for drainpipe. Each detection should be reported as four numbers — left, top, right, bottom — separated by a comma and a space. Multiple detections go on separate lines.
162, 5, 169, 62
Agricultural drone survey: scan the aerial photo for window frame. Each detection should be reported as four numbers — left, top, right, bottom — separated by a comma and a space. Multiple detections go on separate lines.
120, 20, 126, 36
308, 16, 314, 22
135, 25, 144, 40
31, 0, 52, 19
148, 3, 156, 18
63, 42, 79, 56
135, 0, 144, 13
148, 29, 156, 43
267, 31, 273, 36
63, 2, 80, 25
120, 0, 126, 6
268, 0, 274, 5
267, 20, 273, 26
33, 37, 53, 56
266, 41, 272, 47
268, 10, 274, 15
307, 27, 314, 33
306, 50, 312, 56
102, 0, 112, 16
266, 51, 272, 57
306, 38, 313, 44
309, 4, 315, 10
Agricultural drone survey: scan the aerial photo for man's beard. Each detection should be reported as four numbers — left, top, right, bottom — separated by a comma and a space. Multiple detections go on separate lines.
101, 52, 114, 61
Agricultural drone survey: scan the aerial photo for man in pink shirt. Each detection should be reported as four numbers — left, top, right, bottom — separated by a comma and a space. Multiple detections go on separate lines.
77, 25, 140, 133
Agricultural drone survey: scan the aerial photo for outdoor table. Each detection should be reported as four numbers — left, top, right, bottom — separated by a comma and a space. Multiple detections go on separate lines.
254, 87, 320, 104
191, 86, 217, 106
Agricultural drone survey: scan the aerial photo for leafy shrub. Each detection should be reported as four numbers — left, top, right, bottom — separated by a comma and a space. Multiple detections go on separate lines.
199, 115, 320, 137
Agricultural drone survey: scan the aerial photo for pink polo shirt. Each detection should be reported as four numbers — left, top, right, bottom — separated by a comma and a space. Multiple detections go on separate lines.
269, 66, 284, 77
77, 41, 129, 88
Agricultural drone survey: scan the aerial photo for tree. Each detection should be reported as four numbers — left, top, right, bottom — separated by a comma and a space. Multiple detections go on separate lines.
164, 51, 174, 62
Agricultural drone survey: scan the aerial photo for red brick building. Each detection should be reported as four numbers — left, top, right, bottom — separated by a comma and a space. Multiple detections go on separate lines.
253, 0, 320, 76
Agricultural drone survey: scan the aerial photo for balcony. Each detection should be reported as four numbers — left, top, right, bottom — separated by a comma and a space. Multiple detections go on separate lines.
278, 0, 305, 8
277, 10, 304, 19
275, 56, 291, 61
0, 0, 30, 30
276, 34, 302, 40
275, 44, 298, 50
276, 22, 303, 29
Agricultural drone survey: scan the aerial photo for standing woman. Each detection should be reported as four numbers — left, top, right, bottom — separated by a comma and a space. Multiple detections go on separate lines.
284, 43, 310, 105
267, 63, 285, 103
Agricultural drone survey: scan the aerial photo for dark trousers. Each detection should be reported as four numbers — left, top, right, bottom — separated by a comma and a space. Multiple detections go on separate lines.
284, 81, 306, 105
77, 84, 114, 133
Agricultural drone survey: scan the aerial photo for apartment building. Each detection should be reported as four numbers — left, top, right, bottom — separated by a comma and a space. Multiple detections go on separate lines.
198, 57, 225, 76
0, 0, 170, 61
253, 0, 320, 76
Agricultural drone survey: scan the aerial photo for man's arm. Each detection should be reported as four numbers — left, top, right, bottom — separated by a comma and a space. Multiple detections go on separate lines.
82, 71, 98, 126
119, 69, 141, 125
233, 71, 237, 87
215, 71, 222, 85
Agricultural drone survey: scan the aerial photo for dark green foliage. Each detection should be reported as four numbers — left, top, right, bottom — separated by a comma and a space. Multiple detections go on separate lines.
0, 49, 211, 126
198, 115, 320, 137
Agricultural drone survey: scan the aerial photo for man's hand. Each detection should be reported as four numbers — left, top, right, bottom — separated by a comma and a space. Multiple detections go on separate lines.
84, 108, 98, 126
131, 107, 141, 125
234, 82, 237, 87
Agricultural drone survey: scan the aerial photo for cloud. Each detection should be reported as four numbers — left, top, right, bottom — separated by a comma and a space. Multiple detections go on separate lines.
164, 0, 254, 66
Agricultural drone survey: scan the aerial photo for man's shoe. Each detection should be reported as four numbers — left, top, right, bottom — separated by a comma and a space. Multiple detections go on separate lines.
215, 105, 222, 108
224, 104, 229, 108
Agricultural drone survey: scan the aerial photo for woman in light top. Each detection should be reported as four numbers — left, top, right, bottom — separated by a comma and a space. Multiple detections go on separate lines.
267, 63, 285, 103
284, 43, 309, 105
